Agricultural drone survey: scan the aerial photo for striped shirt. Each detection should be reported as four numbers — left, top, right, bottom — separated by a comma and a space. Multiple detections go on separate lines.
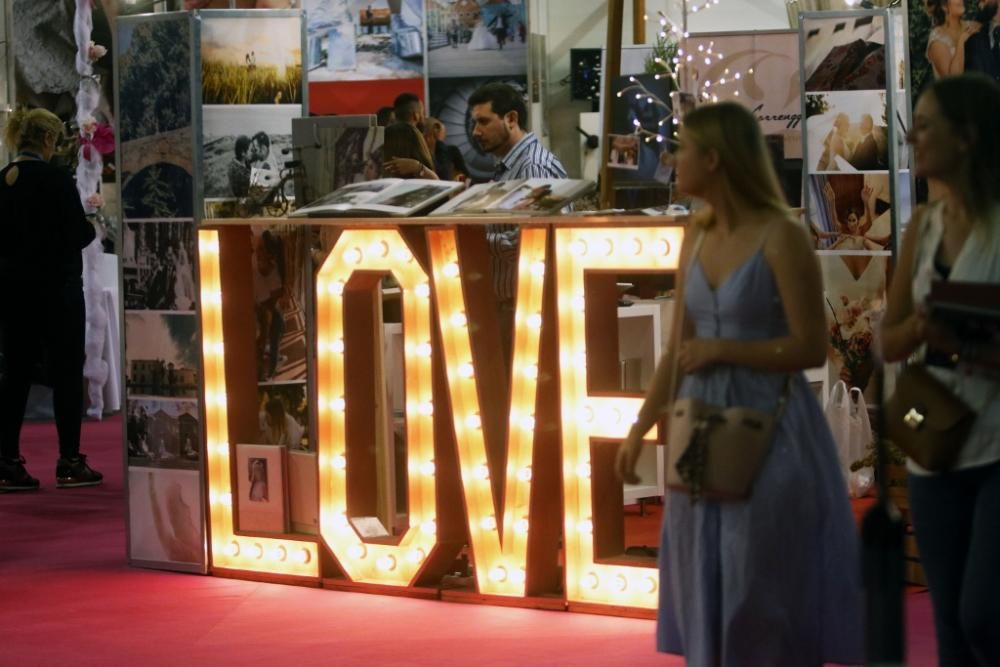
487, 132, 567, 300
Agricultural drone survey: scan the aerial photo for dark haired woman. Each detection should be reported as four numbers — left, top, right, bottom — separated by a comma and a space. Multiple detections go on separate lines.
881, 74, 1000, 667
382, 122, 438, 179
926, 0, 979, 78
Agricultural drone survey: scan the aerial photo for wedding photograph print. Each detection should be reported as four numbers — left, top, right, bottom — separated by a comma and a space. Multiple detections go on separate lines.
203, 105, 299, 200
201, 15, 303, 105
236, 444, 289, 533
426, 0, 527, 78
128, 467, 204, 567
305, 0, 425, 81
807, 173, 892, 252
607, 133, 640, 171
126, 398, 201, 470
125, 312, 199, 399
802, 14, 886, 92
122, 221, 197, 311
806, 91, 889, 173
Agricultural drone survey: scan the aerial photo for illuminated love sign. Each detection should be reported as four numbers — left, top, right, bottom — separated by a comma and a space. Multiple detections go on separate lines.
198, 221, 683, 612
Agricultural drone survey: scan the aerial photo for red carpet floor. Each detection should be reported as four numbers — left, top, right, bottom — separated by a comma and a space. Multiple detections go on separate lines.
2, 417, 938, 666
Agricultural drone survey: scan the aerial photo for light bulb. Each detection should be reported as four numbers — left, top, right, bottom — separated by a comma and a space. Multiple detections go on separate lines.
457, 362, 474, 378
331, 396, 346, 412
473, 464, 490, 480
510, 568, 526, 585
481, 515, 497, 531
406, 549, 425, 564
395, 247, 414, 263
416, 342, 432, 357
330, 338, 345, 354
270, 545, 287, 562
530, 260, 545, 277
224, 541, 240, 557
615, 574, 628, 592
418, 401, 434, 416
577, 462, 592, 479
517, 466, 533, 482
514, 518, 529, 534
583, 572, 600, 590
295, 549, 311, 565
414, 282, 431, 298
343, 247, 362, 264
601, 238, 614, 256
465, 413, 482, 429
332, 454, 347, 470
450, 311, 468, 328
643, 576, 657, 594
421, 520, 437, 535
654, 238, 671, 255
523, 364, 538, 380
519, 415, 536, 431
328, 280, 345, 296
349, 543, 367, 559
577, 518, 594, 534
251, 543, 264, 559
526, 313, 542, 330
488, 566, 508, 583
369, 240, 389, 257
443, 262, 460, 278
569, 238, 588, 256
376, 555, 397, 571
419, 461, 436, 476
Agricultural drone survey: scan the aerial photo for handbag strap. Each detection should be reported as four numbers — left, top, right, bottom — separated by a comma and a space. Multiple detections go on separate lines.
665, 220, 794, 415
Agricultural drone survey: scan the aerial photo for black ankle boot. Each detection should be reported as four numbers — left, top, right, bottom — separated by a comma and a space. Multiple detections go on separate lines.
0, 456, 41, 493
55, 454, 104, 488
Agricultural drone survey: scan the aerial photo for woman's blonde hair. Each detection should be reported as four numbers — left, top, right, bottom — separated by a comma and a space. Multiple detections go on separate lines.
5, 108, 63, 152
383, 122, 434, 174
681, 101, 791, 225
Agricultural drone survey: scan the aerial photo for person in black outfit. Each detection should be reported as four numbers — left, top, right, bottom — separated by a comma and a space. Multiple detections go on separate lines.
965, 0, 1000, 82
0, 108, 104, 492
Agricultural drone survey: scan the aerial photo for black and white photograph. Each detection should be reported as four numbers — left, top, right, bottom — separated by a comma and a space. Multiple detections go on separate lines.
808, 173, 892, 251
802, 15, 886, 92
426, 0, 528, 78
806, 92, 888, 173
258, 382, 309, 449
428, 179, 520, 215
126, 399, 201, 469
236, 444, 289, 533
305, 0, 424, 81
128, 467, 204, 566
290, 179, 395, 216
118, 17, 192, 143
252, 226, 309, 383
607, 133, 640, 170
122, 221, 197, 311
125, 312, 199, 399
429, 75, 528, 181
201, 16, 303, 105
359, 179, 464, 214
203, 106, 300, 200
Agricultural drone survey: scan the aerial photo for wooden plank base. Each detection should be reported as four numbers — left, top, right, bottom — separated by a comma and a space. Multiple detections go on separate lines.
322, 578, 440, 600
440, 589, 567, 611
212, 567, 322, 588
567, 601, 656, 620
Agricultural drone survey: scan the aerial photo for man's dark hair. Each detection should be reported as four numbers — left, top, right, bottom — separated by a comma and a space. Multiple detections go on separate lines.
234, 135, 251, 159
394, 92, 422, 123
468, 83, 527, 130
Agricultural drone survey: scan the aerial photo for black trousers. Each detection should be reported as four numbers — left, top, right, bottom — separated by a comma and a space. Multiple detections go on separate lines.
0, 283, 86, 461
909, 459, 1000, 667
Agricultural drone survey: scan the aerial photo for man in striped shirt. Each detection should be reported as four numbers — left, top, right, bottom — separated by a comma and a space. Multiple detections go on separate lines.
468, 83, 567, 365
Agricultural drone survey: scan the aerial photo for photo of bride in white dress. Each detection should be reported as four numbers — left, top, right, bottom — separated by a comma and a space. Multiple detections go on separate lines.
426, 0, 527, 77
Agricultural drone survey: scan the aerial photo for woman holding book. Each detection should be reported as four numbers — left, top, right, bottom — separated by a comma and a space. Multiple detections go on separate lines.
881, 73, 1000, 667
382, 122, 439, 180
614, 101, 862, 665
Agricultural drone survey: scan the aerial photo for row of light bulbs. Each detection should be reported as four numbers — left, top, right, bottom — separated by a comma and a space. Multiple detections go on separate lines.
223, 540, 313, 565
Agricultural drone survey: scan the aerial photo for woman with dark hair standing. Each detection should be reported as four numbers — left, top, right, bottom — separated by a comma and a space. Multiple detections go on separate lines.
382, 122, 438, 180
615, 102, 862, 666
882, 74, 1000, 666
0, 108, 103, 492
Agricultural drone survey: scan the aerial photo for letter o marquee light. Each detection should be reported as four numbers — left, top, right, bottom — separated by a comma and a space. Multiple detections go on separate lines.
316, 229, 438, 585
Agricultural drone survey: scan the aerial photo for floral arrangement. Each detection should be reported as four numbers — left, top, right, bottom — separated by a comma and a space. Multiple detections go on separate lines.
827, 295, 880, 390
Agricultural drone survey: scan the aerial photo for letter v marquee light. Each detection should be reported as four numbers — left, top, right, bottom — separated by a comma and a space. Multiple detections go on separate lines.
426, 226, 548, 596
555, 225, 683, 609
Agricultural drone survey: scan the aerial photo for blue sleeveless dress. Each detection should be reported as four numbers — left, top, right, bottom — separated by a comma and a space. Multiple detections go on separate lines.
656, 246, 864, 666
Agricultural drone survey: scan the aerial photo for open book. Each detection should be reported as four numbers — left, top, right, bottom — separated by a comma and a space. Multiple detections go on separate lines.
289, 178, 464, 218
429, 178, 595, 217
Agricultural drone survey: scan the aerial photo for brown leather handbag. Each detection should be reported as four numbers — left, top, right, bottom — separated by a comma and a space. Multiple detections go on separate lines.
885, 364, 975, 472
662, 225, 789, 502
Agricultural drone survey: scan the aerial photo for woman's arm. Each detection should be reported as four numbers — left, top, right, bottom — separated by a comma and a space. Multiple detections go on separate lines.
824, 183, 844, 232
678, 218, 827, 374
384, 157, 439, 180
860, 184, 875, 234
881, 210, 925, 362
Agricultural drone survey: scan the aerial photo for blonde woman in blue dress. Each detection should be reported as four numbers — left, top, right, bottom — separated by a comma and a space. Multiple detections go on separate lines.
616, 102, 863, 666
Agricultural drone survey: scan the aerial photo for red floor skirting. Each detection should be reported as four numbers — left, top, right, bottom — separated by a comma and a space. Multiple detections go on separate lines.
2, 417, 938, 666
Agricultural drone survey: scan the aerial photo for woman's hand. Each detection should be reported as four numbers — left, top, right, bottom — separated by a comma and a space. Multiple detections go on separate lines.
678, 339, 720, 374
615, 430, 644, 485
960, 23, 979, 45
384, 157, 425, 178
861, 184, 873, 204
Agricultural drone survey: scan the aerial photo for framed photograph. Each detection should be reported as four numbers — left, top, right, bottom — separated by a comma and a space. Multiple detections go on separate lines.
236, 444, 289, 533
128, 467, 205, 567
426, 0, 527, 78
802, 14, 886, 92
805, 91, 888, 173
125, 312, 200, 399
120, 135, 195, 220
428, 75, 527, 181
305, 0, 425, 82
258, 382, 309, 449
200, 15, 303, 105
251, 226, 308, 383
126, 398, 201, 469
607, 133, 640, 171
287, 449, 319, 534
608, 73, 674, 185
807, 173, 892, 252
122, 221, 197, 311
203, 105, 299, 200
818, 253, 889, 401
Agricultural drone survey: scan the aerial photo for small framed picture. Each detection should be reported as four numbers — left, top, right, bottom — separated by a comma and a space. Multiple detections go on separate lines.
287, 449, 318, 535
236, 444, 288, 534
607, 133, 640, 171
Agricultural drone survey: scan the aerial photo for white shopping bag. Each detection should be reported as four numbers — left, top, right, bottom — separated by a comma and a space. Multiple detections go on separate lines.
824, 381, 874, 497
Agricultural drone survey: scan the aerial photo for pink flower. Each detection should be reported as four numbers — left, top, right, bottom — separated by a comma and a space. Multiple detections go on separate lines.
80, 122, 116, 161
88, 42, 107, 62
85, 192, 104, 209
80, 117, 99, 137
